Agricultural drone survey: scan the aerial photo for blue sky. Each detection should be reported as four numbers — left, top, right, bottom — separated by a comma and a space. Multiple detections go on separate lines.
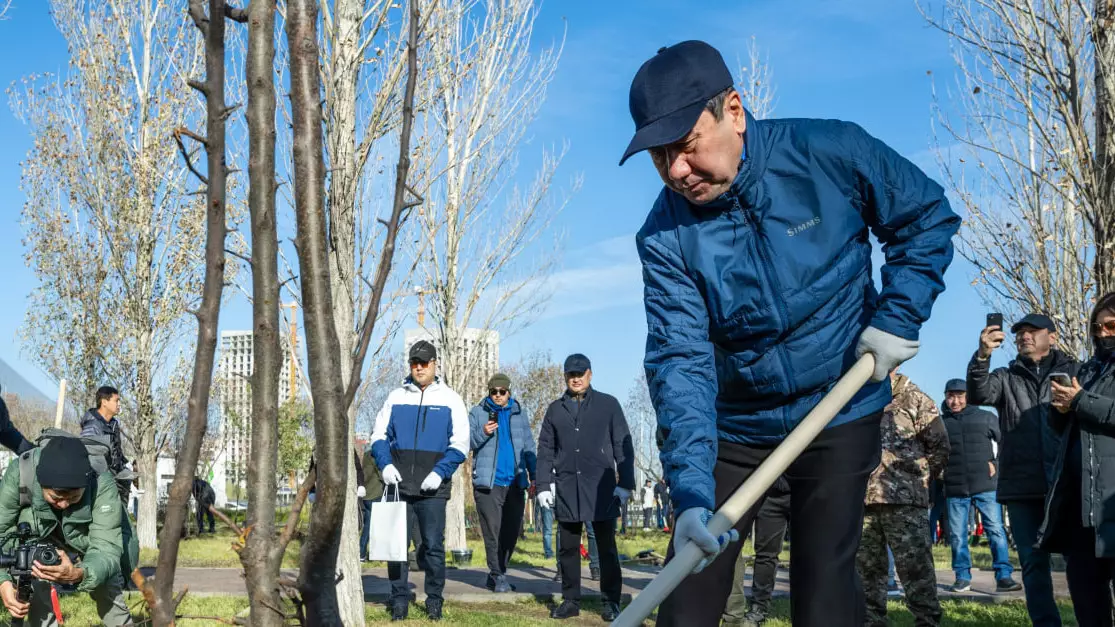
0, 0, 1018, 411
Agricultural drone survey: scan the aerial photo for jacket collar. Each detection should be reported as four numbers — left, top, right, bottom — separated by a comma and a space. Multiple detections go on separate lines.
402, 376, 442, 394
1010, 349, 1073, 382
481, 397, 519, 414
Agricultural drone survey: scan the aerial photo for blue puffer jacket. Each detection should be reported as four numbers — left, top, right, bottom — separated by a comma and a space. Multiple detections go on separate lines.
468, 398, 537, 490
637, 111, 960, 514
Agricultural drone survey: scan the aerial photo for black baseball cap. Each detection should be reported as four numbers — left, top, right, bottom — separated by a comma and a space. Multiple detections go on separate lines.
409, 340, 437, 363
563, 353, 592, 374
620, 40, 734, 166
944, 379, 967, 394
1011, 313, 1056, 334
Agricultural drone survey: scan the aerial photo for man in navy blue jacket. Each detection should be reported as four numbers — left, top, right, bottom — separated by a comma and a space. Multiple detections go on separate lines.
622, 41, 960, 626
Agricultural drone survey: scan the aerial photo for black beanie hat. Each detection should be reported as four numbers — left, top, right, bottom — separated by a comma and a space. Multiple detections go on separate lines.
36, 438, 93, 490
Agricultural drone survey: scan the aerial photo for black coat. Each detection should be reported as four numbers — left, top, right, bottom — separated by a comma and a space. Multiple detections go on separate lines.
0, 398, 31, 454
967, 349, 1080, 501
536, 388, 635, 523
1039, 354, 1115, 557
941, 404, 1000, 498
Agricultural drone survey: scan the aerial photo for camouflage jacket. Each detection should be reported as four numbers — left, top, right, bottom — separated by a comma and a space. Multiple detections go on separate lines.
865, 374, 950, 507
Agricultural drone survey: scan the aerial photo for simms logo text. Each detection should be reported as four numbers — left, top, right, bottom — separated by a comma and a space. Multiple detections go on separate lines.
787, 217, 821, 237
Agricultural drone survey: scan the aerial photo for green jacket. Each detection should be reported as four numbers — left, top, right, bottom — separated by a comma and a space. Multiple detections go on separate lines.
361, 449, 384, 501
0, 450, 124, 592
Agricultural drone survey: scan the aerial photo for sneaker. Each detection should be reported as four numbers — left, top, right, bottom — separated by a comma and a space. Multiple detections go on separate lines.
741, 610, 767, 627
601, 601, 621, 621
425, 598, 443, 621
590, 566, 600, 581
951, 579, 971, 593
390, 601, 408, 621
996, 578, 1022, 593
493, 574, 512, 593
550, 600, 580, 619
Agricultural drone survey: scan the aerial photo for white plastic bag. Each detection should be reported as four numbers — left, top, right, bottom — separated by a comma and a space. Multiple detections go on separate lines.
368, 485, 407, 562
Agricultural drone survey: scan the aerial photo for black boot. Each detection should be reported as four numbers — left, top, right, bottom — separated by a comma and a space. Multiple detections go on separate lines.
425, 598, 443, 621
390, 601, 408, 621
601, 601, 621, 621
590, 566, 600, 581
550, 599, 580, 619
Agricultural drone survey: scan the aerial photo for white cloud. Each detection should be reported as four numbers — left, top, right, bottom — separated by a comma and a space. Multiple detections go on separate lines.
533, 233, 644, 320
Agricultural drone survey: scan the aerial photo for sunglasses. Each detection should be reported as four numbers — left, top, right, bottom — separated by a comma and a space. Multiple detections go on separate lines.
410, 360, 431, 367
1094, 320, 1115, 334
489, 388, 509, 396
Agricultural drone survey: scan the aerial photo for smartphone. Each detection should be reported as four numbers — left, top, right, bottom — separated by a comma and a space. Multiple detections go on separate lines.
487, 411, 498, 424
987, 313, 1003, 330
1050, 372, 1072, 387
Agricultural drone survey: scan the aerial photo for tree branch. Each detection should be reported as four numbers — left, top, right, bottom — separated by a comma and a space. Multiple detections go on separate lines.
224, 248, 253, 266
276, 468, 315, 555
224, 4, 249, 22
173, 129, 210, 185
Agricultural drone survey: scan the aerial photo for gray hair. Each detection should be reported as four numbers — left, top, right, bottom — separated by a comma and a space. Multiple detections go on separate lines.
704, 87, 735, 121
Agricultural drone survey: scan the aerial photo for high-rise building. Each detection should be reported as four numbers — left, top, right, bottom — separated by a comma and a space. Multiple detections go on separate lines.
403, 327, 500, 405
212, 330, 297, 505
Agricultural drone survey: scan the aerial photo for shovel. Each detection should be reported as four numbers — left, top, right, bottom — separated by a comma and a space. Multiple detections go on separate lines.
611, 353, 876, 627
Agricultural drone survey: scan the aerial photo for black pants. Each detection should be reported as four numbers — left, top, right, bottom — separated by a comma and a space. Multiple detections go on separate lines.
558, 517, 621, 603
748, 482, 791, 613
657, 411, 881, 627
474, 485, 526, 575
196, 500, 215, 534
389, 496, 446, 603
1063, 524, 1115, 627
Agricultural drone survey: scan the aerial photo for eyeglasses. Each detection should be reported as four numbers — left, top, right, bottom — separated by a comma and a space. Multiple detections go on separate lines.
1094, 320, 1115, 334
410, 360, 431, 368
489, 388, 509, 396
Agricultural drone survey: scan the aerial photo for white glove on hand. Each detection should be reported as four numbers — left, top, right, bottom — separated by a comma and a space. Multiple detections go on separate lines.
420, 472, 442, 492
382, 464, 402, 486
855, 326, 920, 382
674, 508, 739, 574
613, 486, 631, 506
537, 490, 554, 509
356, 486, 366, 498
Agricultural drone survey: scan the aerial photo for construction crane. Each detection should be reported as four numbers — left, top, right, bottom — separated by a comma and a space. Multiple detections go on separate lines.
415, 285, 429, 327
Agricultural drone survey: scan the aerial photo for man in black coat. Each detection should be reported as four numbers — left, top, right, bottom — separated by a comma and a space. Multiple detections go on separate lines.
192, 477, 216, 535
536, 354, 635, 622
968, 313, 1079, 627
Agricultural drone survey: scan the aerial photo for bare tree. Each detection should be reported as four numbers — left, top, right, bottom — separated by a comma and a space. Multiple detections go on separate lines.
146, 0, 242, 622
292, 0, 424, 619
736, 36, 777, 120
624, 373, 661, 483
416, 0, 575, 553
502, 349, 565, 434
920, 0, 1115, 356
13, 0, 207, 552
0, 0, 12, 20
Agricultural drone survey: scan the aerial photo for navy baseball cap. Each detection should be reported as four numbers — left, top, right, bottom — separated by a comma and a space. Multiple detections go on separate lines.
620, 40, 734, 166
944, 379, 967, 394
1011, 313, 1056, 334
563, 353, 592, 374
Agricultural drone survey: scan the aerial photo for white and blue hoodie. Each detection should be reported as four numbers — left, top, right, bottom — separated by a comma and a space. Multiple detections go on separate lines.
370, 377, 469, 499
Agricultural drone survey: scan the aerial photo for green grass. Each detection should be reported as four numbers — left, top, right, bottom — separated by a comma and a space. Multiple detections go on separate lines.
0, 594, 1073, 626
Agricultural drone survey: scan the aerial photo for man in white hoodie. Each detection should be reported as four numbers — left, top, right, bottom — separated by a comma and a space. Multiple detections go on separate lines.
370, 341, 469, 622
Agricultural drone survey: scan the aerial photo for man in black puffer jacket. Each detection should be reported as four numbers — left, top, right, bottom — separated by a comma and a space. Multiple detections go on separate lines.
940, 379, 1018, 593
967, 313, 1079, 627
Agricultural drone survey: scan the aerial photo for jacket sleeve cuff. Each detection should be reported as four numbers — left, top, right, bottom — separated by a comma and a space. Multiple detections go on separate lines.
670, 489, 714, 516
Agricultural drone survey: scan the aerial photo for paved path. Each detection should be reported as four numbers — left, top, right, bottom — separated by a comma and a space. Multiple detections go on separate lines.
141, 564, 1069, 605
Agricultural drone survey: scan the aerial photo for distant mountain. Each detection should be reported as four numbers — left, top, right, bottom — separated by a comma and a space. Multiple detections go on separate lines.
0, 358, 53, 406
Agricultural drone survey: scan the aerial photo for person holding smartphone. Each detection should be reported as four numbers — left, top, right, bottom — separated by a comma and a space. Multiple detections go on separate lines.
1043, 292, 1115, 627
968, 312, 1079, 625
468, 373, 537, 593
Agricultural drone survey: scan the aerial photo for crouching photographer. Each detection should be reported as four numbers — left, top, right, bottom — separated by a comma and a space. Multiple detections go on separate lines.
0, 437, 133, 625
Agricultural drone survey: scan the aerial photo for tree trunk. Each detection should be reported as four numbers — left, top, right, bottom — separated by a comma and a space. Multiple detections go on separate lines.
326, 0, 367, 619
1095, 0, 1115, 296
240, 0, 284, 623
446, 469, 467, 551
137, 454, 158, 549
289, 0, 348, 621
150, 0, 231, 623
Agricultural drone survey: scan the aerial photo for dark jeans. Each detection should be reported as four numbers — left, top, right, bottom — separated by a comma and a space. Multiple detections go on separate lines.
723, 480, 790, 621
928, 479, 947, 543
474, 485, 526, 575
558, 518, 620, 603
657, 412, 882, 627
196, 501, 215, 534
388, 496, 446, 603
360, 500, 373, 560
1005, 499, 1062, 627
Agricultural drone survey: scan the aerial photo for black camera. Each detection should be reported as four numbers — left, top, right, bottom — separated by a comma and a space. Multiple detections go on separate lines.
0, 522, 60, 625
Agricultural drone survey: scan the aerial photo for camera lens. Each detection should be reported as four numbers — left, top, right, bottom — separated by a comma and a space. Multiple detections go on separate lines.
34, 547, 60, 567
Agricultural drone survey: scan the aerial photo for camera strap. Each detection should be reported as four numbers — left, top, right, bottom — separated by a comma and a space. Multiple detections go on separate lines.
17, 451, 33, 509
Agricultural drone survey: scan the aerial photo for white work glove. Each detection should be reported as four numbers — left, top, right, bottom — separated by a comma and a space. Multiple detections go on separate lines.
613, 486, 631, 506
674, 508, 739, 574
855, 326, 920, 383
537, 490, 554, 509
420, 472, 443, 492
382, 464, 402, 486
356, 486, 366, 498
